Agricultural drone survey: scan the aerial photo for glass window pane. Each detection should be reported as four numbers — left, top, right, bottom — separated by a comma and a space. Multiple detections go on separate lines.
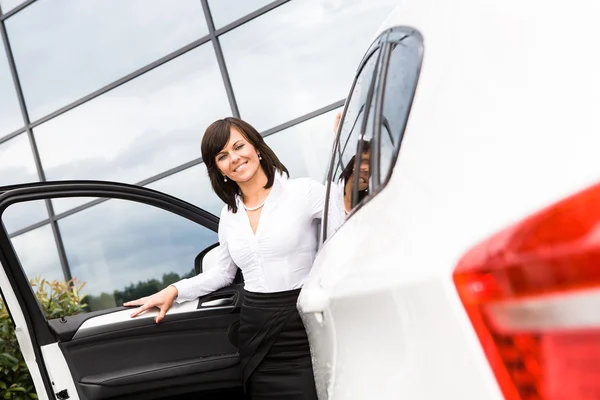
264, 108, 341, 182
6, 0, 208, 119
325, 47, 381, 239
147, 164, 223, 217
0, 0, 25, 14
0, 133, 37, 185
324, 28, 423, 240
220, 0, 398, 131
34, 44, 231, 215
0, 134, 47, 233
379, 35, 422, 182
0, 39, 23, 135
58, 198, 218, 312
10, 223, 64, 284
332, 50, 380, 183
3, 200, 48, 236
208, 0, 272, 29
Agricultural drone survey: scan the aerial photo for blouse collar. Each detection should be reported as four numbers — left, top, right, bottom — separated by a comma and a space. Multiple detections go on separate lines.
235, 169, 287, 209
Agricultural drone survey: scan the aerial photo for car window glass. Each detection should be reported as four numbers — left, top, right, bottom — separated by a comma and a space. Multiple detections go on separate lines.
379, 33, 422, 183
2, 197, 217, 315
324, 27, 422, 240
325, 47, 381, 239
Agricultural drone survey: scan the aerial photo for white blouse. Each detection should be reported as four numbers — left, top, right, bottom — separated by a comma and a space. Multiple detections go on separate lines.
173, 172, 325, 302
326, 180, 348, 238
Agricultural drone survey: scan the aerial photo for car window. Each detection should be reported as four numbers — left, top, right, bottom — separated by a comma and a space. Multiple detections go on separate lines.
324, 27, 423, 240
378, 31, 422, 184
322, 46, 381, 239
2, 197, 217, 314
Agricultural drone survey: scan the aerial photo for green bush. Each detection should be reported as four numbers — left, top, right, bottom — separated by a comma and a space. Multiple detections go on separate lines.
0, 277, 88, 399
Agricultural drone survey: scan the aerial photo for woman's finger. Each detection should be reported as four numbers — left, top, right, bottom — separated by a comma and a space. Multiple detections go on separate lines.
124, 297, 147, 307
130, 302, 154, 318
333, 111, 342, 132
156, 304, 169, 324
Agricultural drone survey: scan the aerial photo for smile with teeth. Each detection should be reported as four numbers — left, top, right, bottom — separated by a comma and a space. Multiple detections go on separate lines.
233, 162, 248, 173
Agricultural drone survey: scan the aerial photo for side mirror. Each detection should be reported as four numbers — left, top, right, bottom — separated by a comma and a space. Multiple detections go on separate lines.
193, 242, 244, 284
194, 243, 219, 274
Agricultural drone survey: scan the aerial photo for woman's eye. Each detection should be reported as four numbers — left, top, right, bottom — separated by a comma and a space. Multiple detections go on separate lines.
217, 154, 226, 161
235, 144, 244, 150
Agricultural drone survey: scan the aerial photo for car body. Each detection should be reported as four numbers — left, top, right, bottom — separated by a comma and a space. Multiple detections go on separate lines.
2, 0, 600, 399
298, 0, 600, 399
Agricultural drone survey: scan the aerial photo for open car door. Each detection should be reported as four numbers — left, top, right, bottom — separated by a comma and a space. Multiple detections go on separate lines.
0, 181, 244, 400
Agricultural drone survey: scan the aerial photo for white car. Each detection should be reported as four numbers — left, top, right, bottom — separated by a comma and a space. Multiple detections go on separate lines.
299, 0, 600, 399
1, 1, 599, 399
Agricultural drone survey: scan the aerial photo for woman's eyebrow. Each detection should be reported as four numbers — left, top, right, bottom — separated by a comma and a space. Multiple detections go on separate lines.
217, 140, 243, 157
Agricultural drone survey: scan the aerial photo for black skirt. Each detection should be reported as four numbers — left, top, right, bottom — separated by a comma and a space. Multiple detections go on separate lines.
239, 288, 318, 400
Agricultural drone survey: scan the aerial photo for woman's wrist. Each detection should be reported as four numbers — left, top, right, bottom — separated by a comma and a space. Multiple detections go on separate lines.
167, 284, 179, 298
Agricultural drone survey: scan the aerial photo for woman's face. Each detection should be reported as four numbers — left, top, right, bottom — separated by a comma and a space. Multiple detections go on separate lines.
356, 151, 370, 190
215, 127, 262, 183
347, 151, 370, 191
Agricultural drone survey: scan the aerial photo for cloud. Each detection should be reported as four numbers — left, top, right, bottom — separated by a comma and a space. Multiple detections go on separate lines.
11, 223, 64, 284
34, 44, 228, 177
265, 108, 341, 182
0, 40, 23, 136
207, 0, 273, 29
219, 0, 399, 131
0, 133, 36, 185
5, 0, 209, 119
0, 134, 49, 234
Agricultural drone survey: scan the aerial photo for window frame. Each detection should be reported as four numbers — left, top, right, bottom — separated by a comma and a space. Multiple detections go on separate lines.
322, 26, 424, 241
0, 180, 219, 345
0, 181, 247, 400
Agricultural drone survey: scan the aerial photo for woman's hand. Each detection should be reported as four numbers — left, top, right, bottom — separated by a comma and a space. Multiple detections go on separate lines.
124, 285, 178, 324
333, 111, 342, 133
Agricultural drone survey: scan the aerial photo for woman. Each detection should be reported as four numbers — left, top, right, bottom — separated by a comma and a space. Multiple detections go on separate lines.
339, 140, 372, 209
124, 117, 324, 399
327, 140, 371, 237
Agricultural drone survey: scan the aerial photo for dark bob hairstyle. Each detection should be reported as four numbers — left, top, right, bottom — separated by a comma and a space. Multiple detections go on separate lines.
201, 117, 289, 213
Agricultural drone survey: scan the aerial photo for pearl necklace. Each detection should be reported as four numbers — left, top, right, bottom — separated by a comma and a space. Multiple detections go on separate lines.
243, 201, 265, 212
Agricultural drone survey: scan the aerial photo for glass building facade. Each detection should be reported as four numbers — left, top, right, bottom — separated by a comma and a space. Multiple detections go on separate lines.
0, 0, 398, 309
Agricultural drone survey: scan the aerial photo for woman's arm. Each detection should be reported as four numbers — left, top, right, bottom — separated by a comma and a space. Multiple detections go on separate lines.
171, 243, 237, 303
333, 111, 342, 134
125, 206, 237, 323
305, 178, 326, 220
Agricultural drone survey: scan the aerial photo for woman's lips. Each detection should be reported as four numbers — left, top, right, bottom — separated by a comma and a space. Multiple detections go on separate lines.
233, 162, 248, 172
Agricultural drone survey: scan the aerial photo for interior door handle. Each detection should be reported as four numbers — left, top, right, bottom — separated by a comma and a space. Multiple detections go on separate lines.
200, 296, 235, 307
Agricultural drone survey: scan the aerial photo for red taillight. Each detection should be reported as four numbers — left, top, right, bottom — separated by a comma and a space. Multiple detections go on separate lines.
454, 182, 600, 400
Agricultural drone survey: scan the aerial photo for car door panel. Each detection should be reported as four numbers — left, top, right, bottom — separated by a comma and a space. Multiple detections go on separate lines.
58, 310, 241, 399
48, 284, 242, 341
0, 181, 244, 399
0, 232, 55, 398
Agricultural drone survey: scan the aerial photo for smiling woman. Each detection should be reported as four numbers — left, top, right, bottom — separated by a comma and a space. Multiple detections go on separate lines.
124, 116, 334, 399
203, 118, 289, 214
